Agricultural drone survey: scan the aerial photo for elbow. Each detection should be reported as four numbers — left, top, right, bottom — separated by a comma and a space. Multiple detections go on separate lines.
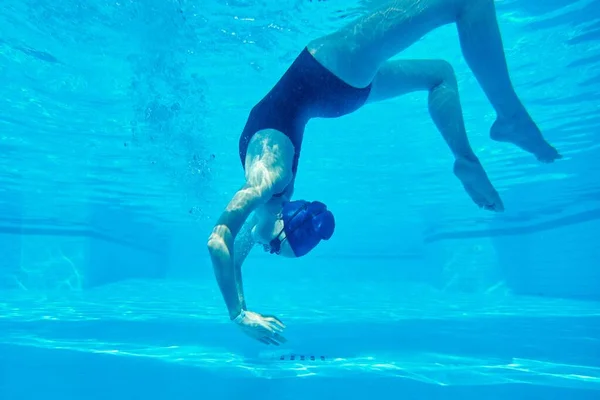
207, 225, 234, 259
207, 232, 227, 257
207, 234, 220, 255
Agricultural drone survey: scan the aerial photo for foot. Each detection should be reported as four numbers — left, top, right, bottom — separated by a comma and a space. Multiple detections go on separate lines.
454, 156, 504, 212
490, 115, 561, 163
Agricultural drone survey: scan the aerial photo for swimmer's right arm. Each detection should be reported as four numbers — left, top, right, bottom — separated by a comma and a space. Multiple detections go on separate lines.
232, 213, 258, 308
207, 184, 269, 319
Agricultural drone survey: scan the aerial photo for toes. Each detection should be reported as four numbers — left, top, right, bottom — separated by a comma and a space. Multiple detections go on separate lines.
463, 185, 495, 211
537, 148, 562, 163
482, 201, 504, 212
465, 184, 504, 212
492, 196, 505, 212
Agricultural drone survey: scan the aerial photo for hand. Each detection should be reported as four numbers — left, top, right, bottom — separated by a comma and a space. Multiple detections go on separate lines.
233, 310, 287, 345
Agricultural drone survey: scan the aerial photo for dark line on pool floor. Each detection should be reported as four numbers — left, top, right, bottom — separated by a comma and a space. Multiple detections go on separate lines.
278, 354, 327, 361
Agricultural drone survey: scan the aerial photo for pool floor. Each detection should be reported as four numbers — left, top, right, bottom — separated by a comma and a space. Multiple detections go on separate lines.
1, 281, 599, 399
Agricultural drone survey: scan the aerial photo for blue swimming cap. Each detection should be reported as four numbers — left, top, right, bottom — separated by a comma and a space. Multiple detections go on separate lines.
281, 200, 335, 257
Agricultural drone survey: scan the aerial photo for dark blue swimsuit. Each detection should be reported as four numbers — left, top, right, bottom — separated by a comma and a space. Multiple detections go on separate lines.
238, 48, 372, 184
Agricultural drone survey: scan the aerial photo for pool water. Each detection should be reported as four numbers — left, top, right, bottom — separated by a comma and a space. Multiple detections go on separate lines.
1, 0, 600, 399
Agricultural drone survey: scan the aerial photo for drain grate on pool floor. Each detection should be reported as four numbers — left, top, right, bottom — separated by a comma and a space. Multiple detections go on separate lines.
278, 354, 326, 361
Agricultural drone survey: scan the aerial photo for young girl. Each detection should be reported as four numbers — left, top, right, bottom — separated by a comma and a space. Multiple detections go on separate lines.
208, 0, 561, 346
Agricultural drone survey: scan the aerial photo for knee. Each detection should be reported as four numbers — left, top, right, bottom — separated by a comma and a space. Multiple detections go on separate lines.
431, 60, 457, 88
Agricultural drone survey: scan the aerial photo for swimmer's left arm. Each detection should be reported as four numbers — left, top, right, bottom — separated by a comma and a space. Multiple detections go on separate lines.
234, 213, 257, 269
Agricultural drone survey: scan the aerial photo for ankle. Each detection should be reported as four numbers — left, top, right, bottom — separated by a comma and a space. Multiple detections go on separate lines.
455, 152, 479, 163
496, 103, 529, 122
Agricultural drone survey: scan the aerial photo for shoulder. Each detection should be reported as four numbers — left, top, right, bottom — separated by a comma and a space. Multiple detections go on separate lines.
245, 129, 295, 195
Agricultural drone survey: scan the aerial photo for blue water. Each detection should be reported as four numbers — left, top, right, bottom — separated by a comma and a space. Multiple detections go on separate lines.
1, 0, 600, 399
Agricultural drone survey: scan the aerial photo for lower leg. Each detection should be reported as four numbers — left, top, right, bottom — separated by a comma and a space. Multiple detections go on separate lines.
368, 59, 504, 211
427, 63, 504, 212
455, 0, 522, 118
427, 63, 477, 161
455, 0, 561, 161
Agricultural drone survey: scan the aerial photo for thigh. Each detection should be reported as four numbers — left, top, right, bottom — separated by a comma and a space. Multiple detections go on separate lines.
367, 59, 453, 103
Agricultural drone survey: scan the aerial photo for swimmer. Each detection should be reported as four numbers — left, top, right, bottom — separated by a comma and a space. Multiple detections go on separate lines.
207, 0, 561, 345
